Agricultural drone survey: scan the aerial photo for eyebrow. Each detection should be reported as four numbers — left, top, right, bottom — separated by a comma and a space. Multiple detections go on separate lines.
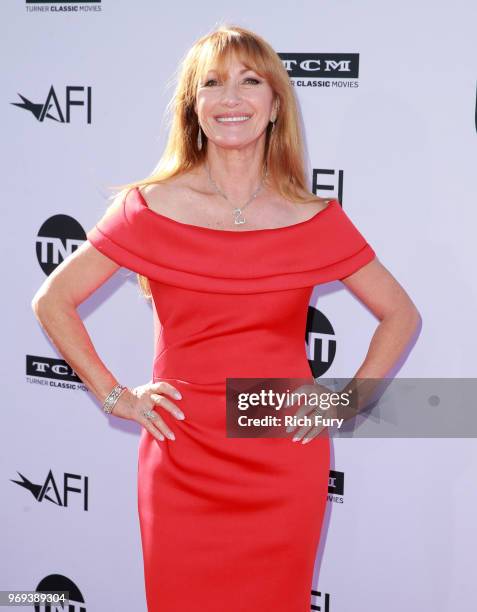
205, 67, 258, 76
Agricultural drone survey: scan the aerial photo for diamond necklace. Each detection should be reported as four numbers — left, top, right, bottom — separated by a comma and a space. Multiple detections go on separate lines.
205, 162, 268, 225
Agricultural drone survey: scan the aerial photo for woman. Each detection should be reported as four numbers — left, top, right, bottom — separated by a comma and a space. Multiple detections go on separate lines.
31, 25, 420, 612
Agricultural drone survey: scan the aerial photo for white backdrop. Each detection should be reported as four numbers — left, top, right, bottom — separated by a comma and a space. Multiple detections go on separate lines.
2, 1, 476, 610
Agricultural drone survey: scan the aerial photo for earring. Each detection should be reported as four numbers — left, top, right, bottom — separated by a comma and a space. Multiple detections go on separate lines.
197, 126, 203, 151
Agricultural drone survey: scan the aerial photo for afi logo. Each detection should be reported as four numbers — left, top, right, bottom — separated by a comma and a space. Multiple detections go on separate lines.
36, 215, 86, 275
11, 469, 89, 511
310, 588, 331, 611
306, 306, 336, 377
11, 85, 92, 123
312, 168, 343, 204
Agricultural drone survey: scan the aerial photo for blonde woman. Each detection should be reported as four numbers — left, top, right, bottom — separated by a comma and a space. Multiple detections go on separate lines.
32, 25, 419, 612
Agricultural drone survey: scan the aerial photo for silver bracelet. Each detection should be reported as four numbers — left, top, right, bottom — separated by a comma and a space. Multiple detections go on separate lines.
103, 383, 128, 415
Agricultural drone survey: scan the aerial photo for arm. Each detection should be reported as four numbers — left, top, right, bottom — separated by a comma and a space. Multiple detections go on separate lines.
339, 256, 421, 411
287, 257, 421, 443
31, 239, 123, 404
31, 239, 183, 440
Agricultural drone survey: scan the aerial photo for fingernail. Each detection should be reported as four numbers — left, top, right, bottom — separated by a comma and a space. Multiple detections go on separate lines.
292, 436, 300, 442
174, 391, 182, 399
176, 411, 185, 420
167, 432, 175, 440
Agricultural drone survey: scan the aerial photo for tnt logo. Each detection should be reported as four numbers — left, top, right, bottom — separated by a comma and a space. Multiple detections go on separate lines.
34, 574, 86, 612
36, 214, 86, 275
305, 306, 336, 377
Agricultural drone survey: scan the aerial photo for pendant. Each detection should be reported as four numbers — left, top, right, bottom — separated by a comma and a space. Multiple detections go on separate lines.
233, 208, 246, 225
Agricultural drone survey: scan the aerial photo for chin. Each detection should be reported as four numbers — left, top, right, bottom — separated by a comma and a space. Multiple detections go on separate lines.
210, 135, 264, 150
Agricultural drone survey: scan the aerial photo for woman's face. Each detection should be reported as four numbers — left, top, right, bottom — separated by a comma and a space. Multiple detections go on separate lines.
195, 53, 277, 151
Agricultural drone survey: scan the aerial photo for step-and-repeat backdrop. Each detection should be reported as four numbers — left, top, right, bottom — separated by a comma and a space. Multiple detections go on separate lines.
2, 2, 476, 610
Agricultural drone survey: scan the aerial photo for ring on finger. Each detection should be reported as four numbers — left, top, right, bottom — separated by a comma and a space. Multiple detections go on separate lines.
142, 407, 157, 421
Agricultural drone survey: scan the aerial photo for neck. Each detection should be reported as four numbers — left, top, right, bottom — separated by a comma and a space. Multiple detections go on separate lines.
204, 139, 267, 203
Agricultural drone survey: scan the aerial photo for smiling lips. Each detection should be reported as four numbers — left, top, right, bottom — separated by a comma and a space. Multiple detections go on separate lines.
215, 114, 252, 123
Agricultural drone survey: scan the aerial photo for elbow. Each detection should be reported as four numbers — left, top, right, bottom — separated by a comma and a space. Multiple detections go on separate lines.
32, 286, 75, 325
408, 302, 422, 330
381, 299, 422, 332
31, 287, 55, 323
31, 293, 48, 324
394, 301, 422, 337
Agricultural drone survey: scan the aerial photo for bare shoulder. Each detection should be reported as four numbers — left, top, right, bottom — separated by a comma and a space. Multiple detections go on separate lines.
140, 174, 182, 206
313, 195, 335, 212
292, 193, 335, 219
138, 171, 199, 216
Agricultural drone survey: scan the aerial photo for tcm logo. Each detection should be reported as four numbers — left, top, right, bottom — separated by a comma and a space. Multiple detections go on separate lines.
26, 354, 82, 383
306, 306, 336, 377
279, 52, 359, 79
328, 469, 344, 504
11, 469, 89, 511
36, 215, 86, 275
11, 85, 92, 123
34, 574, 86, 612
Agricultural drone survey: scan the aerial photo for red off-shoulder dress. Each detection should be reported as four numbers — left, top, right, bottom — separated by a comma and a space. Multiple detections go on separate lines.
87, 187, 376, 611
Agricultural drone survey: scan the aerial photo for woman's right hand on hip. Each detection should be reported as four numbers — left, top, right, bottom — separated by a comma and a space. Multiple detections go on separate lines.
112, 381, 185, 442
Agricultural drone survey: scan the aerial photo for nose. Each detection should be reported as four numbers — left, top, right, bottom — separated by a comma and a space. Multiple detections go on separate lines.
220, 80, 242, 106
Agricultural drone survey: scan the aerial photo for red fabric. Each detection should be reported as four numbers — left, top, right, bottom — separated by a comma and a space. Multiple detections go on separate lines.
87, 187, 376, 611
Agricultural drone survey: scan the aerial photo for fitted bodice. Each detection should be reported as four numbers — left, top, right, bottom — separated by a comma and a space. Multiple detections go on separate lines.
149, 280, 316, 384
86, 187, 376, 383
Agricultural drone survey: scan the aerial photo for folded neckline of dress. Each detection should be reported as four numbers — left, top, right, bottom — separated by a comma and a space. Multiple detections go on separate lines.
133, 186, 339, 235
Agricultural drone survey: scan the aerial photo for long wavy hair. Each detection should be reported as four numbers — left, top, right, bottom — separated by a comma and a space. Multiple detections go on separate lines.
107, 24, 327, 299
